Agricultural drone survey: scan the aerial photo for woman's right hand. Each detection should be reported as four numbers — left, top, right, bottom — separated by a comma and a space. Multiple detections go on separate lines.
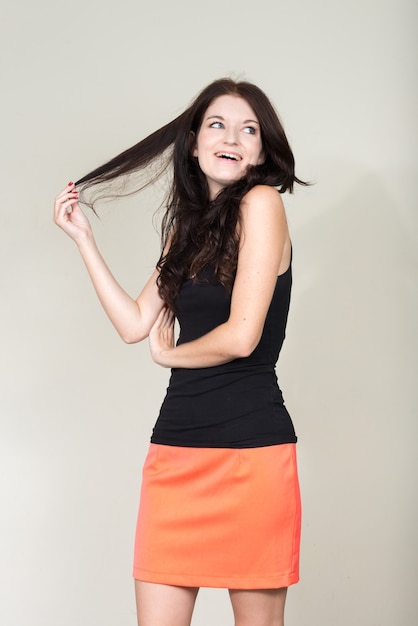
54, 182, 92, 244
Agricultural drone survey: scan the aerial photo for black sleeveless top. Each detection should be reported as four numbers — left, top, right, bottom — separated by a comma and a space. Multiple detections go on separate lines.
150, 265, 297, 448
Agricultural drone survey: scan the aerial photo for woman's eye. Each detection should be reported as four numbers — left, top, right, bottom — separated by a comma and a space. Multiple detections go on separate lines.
210, 121, 224, 129
243, 126, 256, 135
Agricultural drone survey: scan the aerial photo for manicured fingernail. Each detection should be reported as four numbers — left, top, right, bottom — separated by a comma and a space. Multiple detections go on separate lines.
68, 181, 74, 186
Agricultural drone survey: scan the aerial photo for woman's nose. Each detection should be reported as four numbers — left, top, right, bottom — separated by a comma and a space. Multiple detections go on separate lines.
223, 126, 239, 144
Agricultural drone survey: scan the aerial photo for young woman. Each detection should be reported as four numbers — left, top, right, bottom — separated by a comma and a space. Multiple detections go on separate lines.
54, 78, 305, 626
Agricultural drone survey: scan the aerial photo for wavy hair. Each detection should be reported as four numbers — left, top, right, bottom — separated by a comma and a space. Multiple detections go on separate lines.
76, 78, 307, 308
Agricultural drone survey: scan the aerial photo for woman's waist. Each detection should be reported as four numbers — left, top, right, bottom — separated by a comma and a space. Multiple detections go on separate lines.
152, 395, 295, 448
160, 368, 285, 415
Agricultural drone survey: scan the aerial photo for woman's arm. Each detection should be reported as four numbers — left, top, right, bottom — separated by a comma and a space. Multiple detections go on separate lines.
54, 183, 165, 343
149, 185, 291, 367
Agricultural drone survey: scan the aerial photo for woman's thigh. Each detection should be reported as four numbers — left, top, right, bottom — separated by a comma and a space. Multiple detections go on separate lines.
228, 587, 288, 626
135, 580, 199, 626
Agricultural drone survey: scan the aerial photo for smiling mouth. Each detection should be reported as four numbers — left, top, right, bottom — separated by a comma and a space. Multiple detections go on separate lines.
215, 152, 242, 161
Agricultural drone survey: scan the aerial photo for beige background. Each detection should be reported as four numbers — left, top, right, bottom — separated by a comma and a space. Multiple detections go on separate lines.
1, 0, 417, 624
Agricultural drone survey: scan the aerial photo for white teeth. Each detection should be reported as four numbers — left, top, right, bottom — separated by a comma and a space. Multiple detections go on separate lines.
216, 152, 241, 161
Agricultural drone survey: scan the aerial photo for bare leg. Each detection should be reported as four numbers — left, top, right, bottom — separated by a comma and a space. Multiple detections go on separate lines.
229, 587, 288, 626
135, 580, 199, 626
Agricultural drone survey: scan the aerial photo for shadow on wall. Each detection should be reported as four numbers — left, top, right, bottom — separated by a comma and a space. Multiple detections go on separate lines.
287, 159, 415, 425
282, 159, 417, 623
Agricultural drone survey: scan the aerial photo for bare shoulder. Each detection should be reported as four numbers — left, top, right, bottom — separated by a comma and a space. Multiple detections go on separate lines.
238, 186, 290, 274
240, 185, 286, 224
235, 185, 290, 278
243, 184, 283, 202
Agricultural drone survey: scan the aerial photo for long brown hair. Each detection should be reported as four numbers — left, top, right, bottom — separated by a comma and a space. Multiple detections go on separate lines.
76, 78, 307, 308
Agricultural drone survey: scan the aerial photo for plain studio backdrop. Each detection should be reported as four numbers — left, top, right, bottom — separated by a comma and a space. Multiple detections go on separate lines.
1, 1, 416, 624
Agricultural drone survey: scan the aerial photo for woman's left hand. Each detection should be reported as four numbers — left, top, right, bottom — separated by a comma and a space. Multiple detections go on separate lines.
148, 306, 175, 367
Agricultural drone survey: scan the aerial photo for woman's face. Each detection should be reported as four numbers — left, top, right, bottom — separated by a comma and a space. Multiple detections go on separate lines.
193, 94, 264, 199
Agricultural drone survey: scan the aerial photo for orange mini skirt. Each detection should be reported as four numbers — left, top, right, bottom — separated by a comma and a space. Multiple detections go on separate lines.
133, 443, 301, 589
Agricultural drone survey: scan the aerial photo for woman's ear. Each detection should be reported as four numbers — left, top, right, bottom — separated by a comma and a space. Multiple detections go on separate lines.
189, 131, 198, 157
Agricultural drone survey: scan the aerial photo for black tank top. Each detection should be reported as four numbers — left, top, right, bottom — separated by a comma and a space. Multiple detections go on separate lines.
150, 264, 297, 448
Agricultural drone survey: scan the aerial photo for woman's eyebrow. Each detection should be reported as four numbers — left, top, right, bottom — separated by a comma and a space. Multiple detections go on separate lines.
206, 115, 260, 125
